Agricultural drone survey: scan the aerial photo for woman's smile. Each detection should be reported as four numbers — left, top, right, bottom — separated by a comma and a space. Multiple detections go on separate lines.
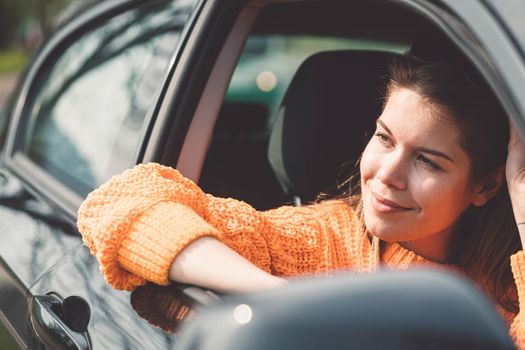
371, 191, 413, 213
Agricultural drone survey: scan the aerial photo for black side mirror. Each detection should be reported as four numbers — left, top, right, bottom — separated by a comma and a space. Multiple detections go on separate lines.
175, 269, 515, 350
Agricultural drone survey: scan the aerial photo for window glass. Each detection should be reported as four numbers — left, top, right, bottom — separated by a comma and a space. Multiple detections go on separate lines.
22, 0, 195, 196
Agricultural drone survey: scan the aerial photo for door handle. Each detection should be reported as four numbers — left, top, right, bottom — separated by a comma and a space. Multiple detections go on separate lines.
30, 292, 91, 350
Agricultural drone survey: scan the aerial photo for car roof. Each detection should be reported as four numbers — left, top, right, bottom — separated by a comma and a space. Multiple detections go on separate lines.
251, 0, 423, 44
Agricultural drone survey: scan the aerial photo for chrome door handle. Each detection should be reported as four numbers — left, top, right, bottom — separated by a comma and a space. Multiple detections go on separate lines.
30, 292, 91, 350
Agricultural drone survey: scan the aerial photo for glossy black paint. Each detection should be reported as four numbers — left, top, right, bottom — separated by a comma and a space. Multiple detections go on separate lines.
29, 247, 177, 349
0, 169, 179, 349
0, 170, 82, 348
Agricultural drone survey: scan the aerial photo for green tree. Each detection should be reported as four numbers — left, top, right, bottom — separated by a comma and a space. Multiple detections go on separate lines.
0, 0, 76, 50
0, 0, 27, 49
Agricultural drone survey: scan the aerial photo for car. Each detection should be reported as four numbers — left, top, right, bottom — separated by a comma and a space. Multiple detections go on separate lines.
1, 0, 525, 349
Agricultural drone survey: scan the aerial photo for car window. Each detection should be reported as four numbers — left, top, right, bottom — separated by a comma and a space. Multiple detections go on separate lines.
199, 34, 407, 210
19, 0, 195, 197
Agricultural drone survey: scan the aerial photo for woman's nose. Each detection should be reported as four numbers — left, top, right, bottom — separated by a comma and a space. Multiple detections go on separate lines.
377, 152, 408, 190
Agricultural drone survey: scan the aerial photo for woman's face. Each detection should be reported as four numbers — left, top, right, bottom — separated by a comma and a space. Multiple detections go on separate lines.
360, 87, 477, 247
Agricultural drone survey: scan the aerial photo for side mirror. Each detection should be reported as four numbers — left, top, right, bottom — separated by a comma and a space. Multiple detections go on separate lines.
175, 269, 515, 350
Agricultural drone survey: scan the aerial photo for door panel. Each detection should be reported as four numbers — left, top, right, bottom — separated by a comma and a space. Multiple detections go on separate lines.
29, 246, 177, 349
0, 172, 81, 348
0, 0, 199, 347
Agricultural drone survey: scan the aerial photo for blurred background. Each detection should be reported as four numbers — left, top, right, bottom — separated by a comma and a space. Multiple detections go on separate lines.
0, 0, 99, 108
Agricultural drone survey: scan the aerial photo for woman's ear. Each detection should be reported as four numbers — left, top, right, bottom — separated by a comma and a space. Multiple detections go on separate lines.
472, 167, 505, 207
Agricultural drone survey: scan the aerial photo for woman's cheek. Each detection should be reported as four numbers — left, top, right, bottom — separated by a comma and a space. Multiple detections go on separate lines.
360, 142, 381, 180
412, 177, 456, 217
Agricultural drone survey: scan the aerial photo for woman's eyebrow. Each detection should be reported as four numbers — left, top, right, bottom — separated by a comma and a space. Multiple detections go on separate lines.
376, 119, 455, 164
376, 119, 393, 135
417, 147, 455, 164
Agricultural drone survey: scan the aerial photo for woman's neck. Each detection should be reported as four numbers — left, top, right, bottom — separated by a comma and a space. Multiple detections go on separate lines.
398, 226, 456, 263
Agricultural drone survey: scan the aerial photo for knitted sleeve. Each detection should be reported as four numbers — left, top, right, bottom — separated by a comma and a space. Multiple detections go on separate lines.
201, 195, 359, 276
77, 162, 359, 292
510, 251, 525, 349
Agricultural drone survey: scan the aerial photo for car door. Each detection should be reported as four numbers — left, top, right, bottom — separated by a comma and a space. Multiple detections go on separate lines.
0, 0, 201, 348
429, 0, 525, 132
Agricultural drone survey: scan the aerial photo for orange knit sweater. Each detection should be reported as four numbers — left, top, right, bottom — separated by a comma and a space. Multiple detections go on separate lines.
77, 162, 525, 347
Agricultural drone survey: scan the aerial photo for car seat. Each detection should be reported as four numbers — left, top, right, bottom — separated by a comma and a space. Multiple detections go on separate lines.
267, 50, 399, 205
199, 101, 289, 210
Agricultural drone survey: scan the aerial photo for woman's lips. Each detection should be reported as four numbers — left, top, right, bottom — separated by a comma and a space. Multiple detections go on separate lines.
371, 193, 412, 213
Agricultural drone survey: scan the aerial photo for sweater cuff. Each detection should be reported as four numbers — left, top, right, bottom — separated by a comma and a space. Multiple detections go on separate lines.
511, 251, 525, 306
115, 202, 220, 288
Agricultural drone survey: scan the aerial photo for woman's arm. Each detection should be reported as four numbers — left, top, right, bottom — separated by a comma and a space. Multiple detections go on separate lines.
506, 125, 525, 348
507, 125, 525, 248
169, 237, 287, 293
77, 163, 356, 292
509, 252, 525, 349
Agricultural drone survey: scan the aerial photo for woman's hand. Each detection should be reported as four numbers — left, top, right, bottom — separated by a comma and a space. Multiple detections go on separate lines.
506, 124, 525, 247
507, 125, 525, 193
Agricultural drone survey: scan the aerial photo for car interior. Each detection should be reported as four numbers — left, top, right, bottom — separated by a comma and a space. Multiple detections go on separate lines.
177, 0, 495, 211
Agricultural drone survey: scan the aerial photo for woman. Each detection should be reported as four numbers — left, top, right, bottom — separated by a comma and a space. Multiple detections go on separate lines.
77, 54, 525, 347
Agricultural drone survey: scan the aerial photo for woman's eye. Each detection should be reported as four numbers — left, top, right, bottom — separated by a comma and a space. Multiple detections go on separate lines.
375, 132, 392, 146
417, 155, 441, 170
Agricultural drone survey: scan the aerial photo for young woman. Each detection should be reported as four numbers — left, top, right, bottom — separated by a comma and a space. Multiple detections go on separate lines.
77, 54, 525, 347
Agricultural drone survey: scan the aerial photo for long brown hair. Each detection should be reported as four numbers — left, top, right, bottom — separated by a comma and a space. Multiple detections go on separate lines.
325, 56, 521, 313
388, 57, 521, 312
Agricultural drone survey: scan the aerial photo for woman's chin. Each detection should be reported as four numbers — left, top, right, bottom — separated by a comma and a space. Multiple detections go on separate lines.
364, 216, 412, 242
363, 205, 420, 242
368, 229, 404, 242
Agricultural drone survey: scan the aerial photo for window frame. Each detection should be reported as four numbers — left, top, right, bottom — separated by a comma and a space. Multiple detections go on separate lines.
144, 0, 262, 181
2, 0, 203, 223
402, 0, 525, 139
139, 0, 251, 170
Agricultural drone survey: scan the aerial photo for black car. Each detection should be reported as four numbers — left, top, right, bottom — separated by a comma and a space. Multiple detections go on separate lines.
1, 0, 524, 349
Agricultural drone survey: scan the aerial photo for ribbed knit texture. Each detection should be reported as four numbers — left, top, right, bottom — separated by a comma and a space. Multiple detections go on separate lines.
77, 162, 525, 346
130, 284, 192, 333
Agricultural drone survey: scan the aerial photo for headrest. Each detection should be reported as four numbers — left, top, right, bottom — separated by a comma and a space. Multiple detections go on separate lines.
267, 50, 400, 201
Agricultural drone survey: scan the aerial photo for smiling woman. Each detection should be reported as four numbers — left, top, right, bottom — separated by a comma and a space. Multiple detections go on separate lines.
361, 88, 476, 249
359, 56, 519, 315
362, 60, 505, 253
76, 36, 525, 348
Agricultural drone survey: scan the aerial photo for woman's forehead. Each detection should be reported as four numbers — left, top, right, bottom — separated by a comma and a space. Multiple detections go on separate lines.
379, 88, 463, 152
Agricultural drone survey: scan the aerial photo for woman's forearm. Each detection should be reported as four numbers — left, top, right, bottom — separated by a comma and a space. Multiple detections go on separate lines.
168, 237, 287, 293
